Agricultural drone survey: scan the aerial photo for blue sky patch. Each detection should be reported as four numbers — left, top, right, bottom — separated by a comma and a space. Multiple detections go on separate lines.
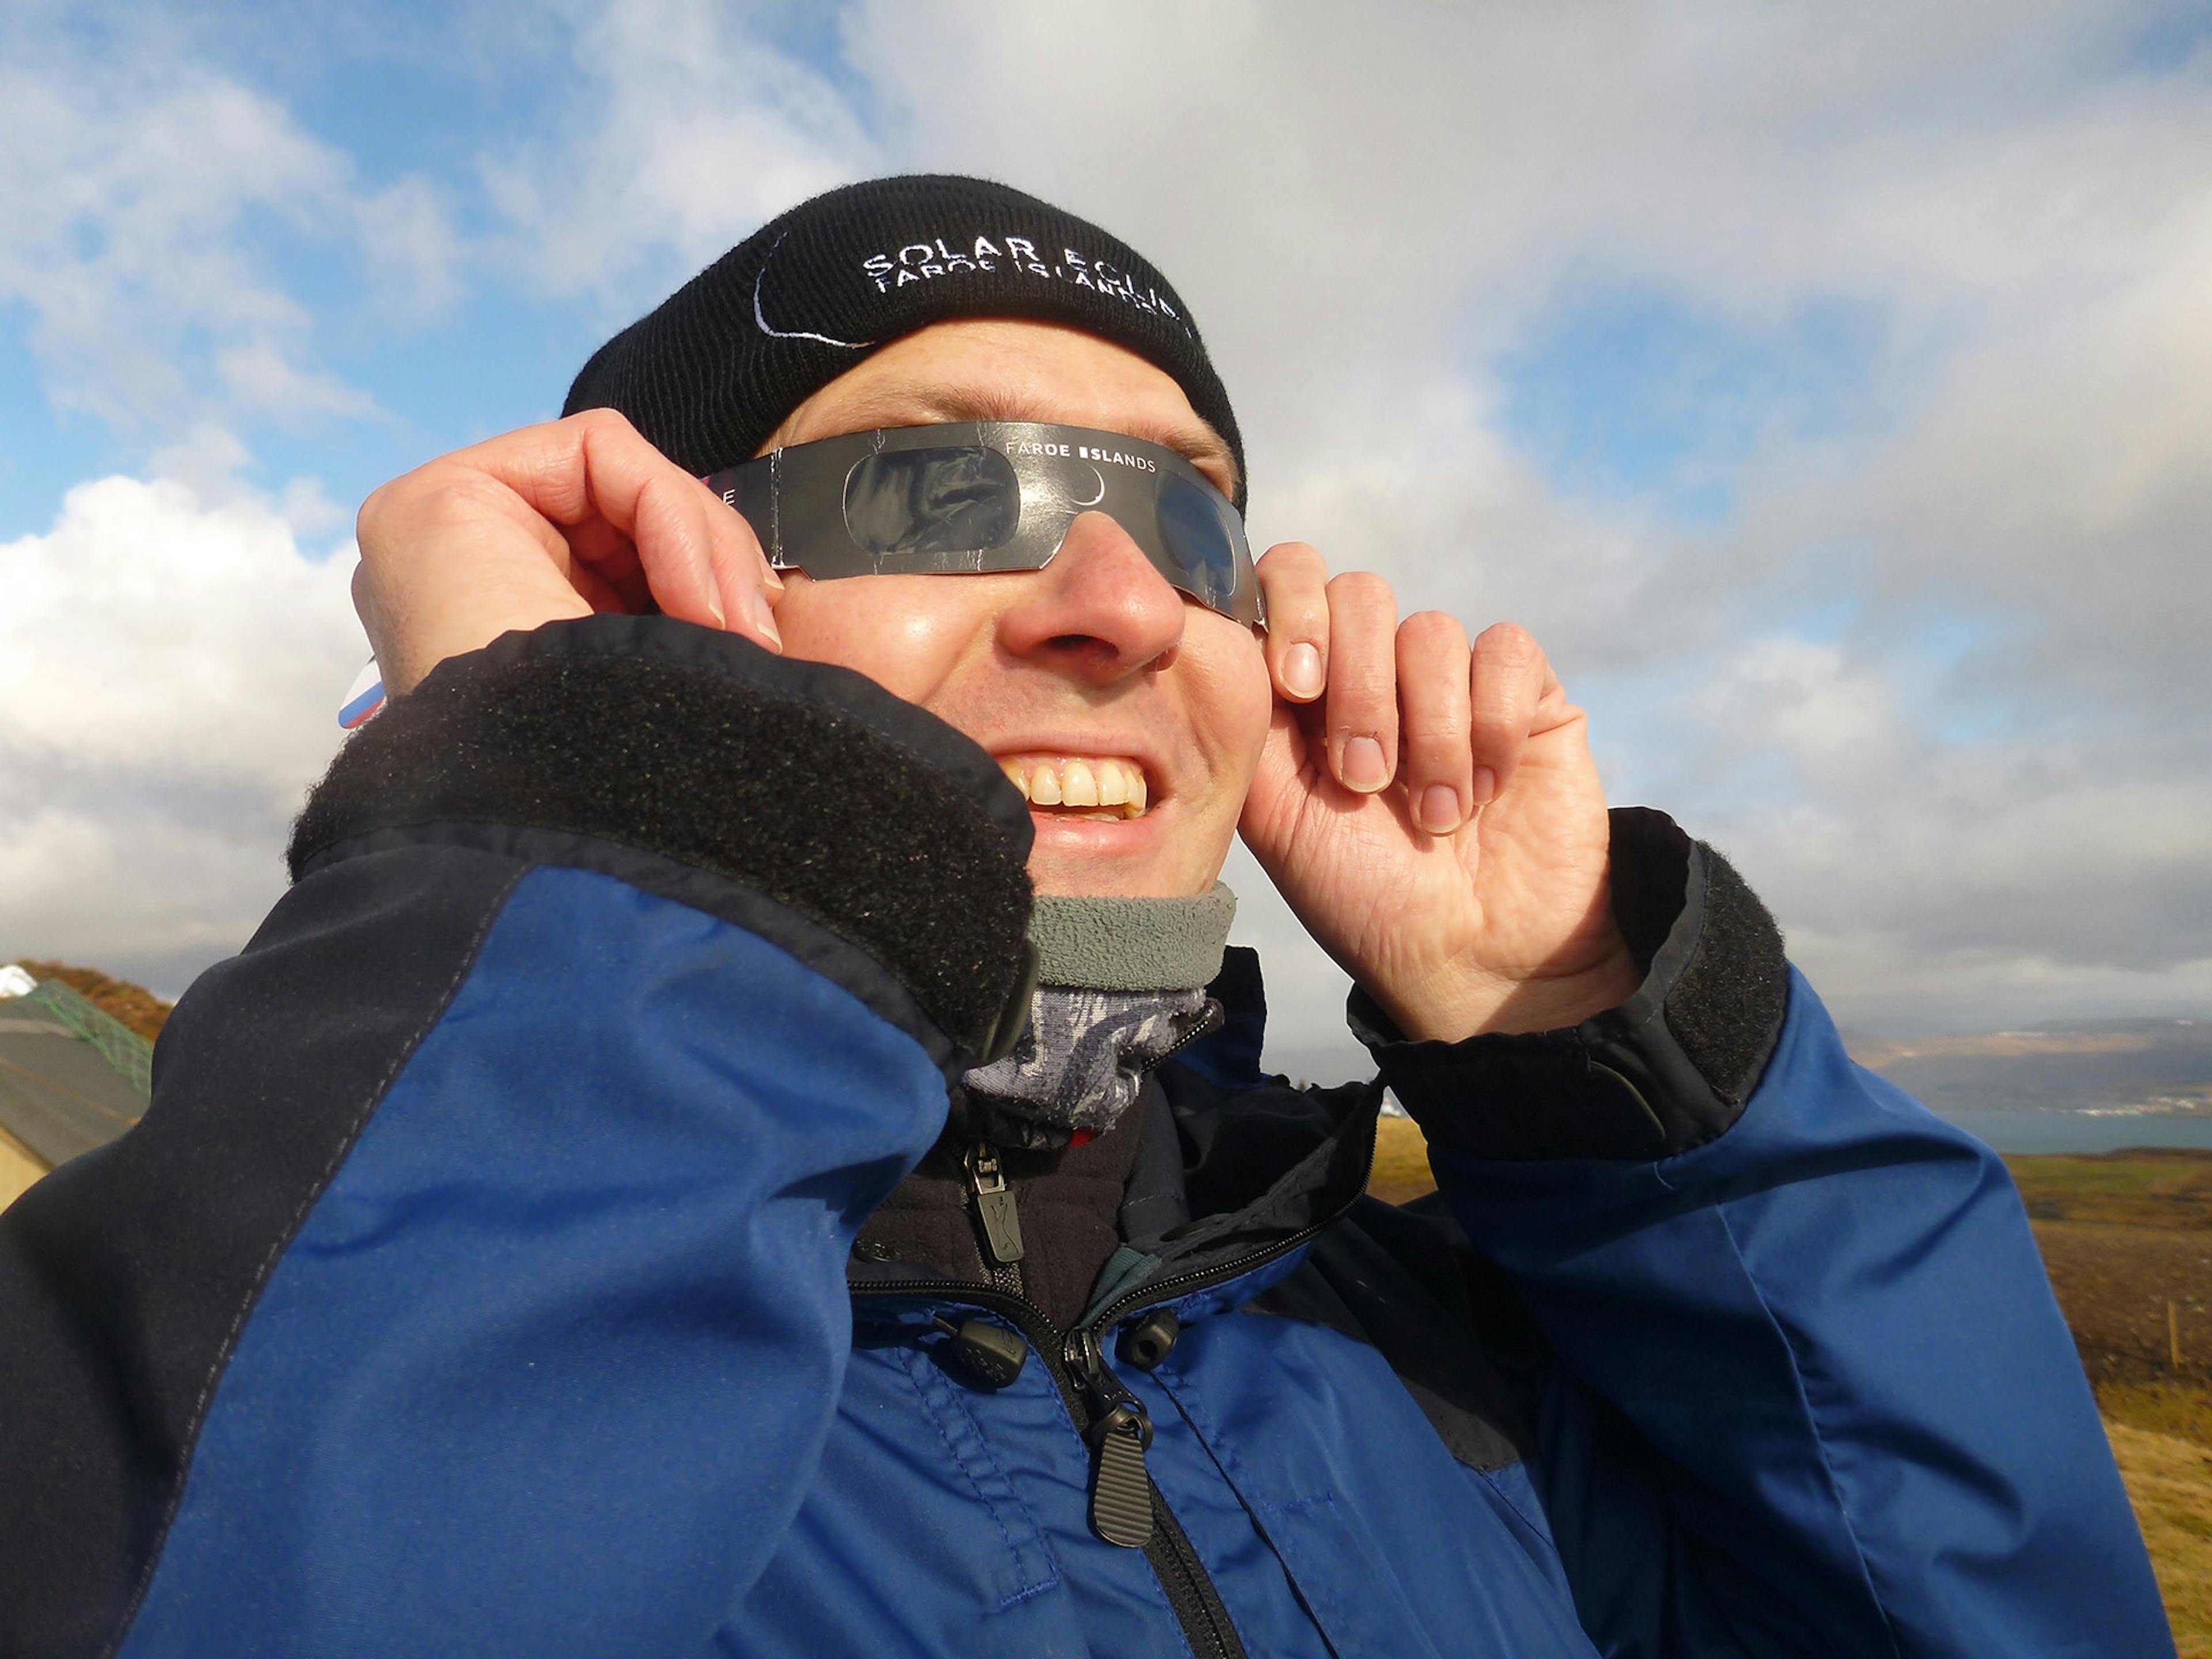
2122, 4, 2212, 73
1497, 287, 1891, 526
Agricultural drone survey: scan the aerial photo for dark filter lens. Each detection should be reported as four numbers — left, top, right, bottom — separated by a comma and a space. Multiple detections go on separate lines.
843, 448, 1021, 557
1153, 471, 1240, 613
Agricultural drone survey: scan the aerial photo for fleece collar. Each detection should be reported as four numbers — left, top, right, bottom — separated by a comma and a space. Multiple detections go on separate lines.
1024, 882, 1237, 991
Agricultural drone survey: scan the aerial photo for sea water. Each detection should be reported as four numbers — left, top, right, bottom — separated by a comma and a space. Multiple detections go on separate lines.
1931, 1108, 2212, 1155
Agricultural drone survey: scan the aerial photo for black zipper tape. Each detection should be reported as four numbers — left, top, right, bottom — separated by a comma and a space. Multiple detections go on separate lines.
1146, 1491, 1248, 1659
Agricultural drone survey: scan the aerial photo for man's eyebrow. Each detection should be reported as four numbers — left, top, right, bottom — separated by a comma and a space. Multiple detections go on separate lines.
834, 382, 1240, 494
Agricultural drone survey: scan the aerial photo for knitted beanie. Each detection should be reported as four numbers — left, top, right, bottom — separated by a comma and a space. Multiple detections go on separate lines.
563, 175, 1245, 507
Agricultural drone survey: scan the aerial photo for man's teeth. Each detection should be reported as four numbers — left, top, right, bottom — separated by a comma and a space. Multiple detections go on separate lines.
998, 757, 1150, 819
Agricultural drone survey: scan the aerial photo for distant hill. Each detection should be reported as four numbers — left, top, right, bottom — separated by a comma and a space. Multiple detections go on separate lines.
6, 964, 2203, 1122
9, 961, 173, 1042
1843, 1018, 2212, 1119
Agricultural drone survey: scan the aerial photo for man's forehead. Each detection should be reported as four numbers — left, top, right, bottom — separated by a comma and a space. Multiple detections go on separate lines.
778, 350, 1239, 498
863, 384, 1232, 481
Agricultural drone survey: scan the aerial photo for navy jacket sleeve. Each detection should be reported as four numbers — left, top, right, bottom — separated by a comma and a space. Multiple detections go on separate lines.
0, 616, 1037, 1659
1357, 809, 2175, 1659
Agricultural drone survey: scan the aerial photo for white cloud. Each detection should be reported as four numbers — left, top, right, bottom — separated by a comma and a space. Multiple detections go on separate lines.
216, 339, 380, 420
825, 0, 2211, 1035
0, 475, 353, 785
0, 475, 359, 990
1626, 624, 2212, 1031
0, 25, 450, 440
353, 174, 465, 320
481, 0, 878, 303
144, 424, 347, 536
5, 0, 2207, 1041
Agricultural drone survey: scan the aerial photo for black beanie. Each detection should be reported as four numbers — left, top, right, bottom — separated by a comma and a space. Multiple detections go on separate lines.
563, 174, 1245, 508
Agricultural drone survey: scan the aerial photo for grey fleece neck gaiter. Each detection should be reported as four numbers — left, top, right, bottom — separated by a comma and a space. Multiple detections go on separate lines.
957, 884, 1236, 1152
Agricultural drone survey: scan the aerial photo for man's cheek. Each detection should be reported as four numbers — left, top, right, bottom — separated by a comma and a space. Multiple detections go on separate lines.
1218, 641, 1277, 782
770, 582, 967, 702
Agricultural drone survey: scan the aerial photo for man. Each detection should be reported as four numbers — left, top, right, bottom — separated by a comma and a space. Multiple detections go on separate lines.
0, 176, 2172, 1656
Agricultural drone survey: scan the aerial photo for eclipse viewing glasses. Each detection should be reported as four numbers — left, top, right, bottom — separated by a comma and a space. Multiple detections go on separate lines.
703, 422, 1266, 627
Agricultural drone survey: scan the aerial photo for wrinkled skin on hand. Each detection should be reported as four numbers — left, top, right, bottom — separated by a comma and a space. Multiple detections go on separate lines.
1238, 548, 1635, 1039
352, 408, 785, 698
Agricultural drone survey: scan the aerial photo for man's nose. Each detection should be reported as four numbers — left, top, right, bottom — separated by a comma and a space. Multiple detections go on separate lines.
994, 510, 1184, 683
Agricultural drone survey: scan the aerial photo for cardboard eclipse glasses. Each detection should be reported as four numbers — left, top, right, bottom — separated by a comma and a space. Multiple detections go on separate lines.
703, 422, 1265, 628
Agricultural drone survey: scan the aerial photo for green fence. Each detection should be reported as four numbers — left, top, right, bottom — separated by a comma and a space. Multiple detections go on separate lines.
19, 980, 154, 1099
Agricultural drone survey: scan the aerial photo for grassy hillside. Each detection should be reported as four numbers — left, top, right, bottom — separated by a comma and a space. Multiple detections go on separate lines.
1369, 1118, 2211, 1652
2112, 1423, 2212, 1655
2010, 1147, 2212, 1230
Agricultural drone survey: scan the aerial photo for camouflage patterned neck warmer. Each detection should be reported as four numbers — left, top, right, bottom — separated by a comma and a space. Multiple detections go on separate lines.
956, 885, 1235, 1153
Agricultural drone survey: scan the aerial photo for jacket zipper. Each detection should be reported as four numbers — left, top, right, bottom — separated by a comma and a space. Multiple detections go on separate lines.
964, 1141, 1027, 1298
957, 1007, 1222, 1312
859, 1095, 1378, 1659
1062, 1323, 1245, 1656
1134, 999, 1225, 1077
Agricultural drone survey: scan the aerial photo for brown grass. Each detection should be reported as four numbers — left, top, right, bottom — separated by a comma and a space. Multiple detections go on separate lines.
1370, 1115, 1436, 1206
2103, 1381, 2212, 1452
1365, 1117, 2211, 1648
2109, 1423, 2212, 1657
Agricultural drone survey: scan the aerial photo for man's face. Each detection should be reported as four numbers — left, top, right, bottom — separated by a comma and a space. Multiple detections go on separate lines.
763, 319, 1272, 898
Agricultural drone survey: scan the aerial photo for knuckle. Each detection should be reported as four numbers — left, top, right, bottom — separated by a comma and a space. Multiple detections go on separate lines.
1403, 711, 1467, 747
564, 406, 637, 442
362, 467, 509, 552
1327, 672, 1390, 714
355, 468, 445, 544
1258, 540, 1327, 576
1400, 609, 1469, 651
1475, 620, 1541, 664
1327, 569, 1395, 611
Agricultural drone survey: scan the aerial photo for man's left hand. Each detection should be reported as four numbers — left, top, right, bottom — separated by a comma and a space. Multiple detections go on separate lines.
1238, 544, 1640, 1042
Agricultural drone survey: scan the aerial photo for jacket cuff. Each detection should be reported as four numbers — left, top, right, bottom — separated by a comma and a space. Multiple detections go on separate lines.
289, 615, 1037, 1063
1350, 807, 1789, 1161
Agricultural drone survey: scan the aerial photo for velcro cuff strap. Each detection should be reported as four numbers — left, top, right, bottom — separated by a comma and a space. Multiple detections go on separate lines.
1352, 808, 1789, 1162
290, 615, 1036, 1062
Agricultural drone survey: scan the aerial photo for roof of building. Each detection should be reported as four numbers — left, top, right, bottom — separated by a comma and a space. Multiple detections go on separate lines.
0, 978, 150, 1169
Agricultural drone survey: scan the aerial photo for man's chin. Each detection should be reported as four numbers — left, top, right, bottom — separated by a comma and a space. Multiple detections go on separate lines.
1024, 816, 1225, 900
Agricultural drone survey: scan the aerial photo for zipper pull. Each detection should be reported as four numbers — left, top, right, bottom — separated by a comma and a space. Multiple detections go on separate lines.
1067, 1328, 1156, 1548
931, 1314, 1027, 1389
964, 1142, 1025, 1266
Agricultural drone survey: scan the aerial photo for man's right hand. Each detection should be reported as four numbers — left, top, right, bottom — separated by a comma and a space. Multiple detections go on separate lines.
353, 410, 783, 697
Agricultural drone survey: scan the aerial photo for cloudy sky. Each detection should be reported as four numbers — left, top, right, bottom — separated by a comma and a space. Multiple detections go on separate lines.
2, 0, 2207, 1081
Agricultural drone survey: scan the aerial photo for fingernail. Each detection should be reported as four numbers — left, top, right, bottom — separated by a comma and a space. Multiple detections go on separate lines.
707, 590, 728, 627
761, 565, 785, 593
1469, 764, 1497, 805
1283, 642, 1323, 699
1419, 784, 1462, 835
1340, 735, 1388, 791
745, 580, 782, 650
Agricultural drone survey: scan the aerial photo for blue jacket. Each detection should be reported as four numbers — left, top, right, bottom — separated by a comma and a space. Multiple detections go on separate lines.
0, 618, 2171, 1657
